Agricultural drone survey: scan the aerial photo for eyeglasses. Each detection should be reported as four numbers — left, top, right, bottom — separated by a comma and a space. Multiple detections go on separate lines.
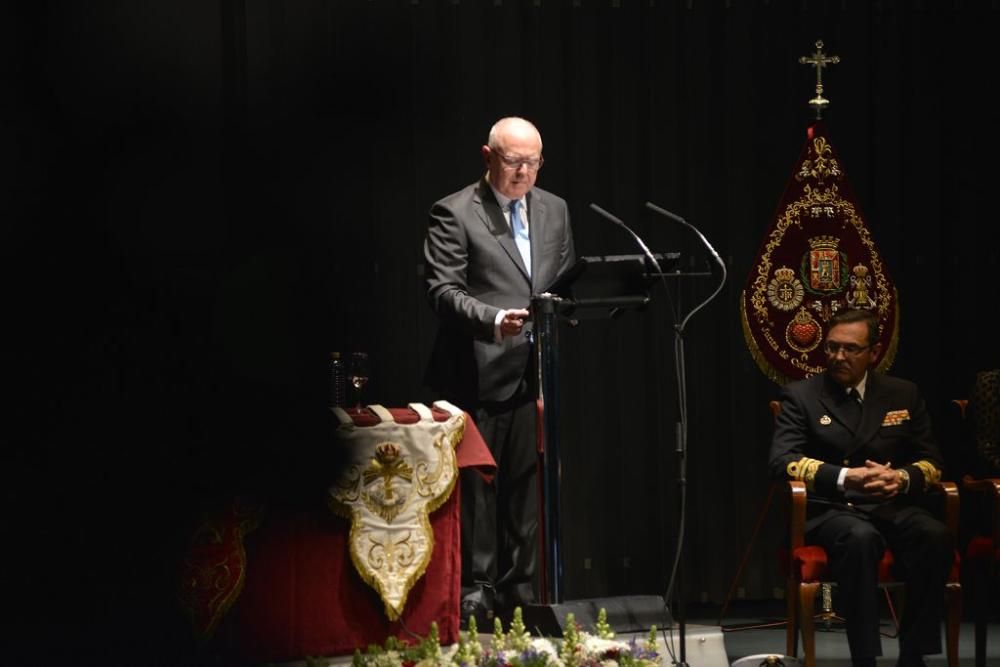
823, 341, 870, 356
494, 152, 544, 172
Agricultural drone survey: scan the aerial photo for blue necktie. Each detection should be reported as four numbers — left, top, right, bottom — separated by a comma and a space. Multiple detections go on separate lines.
510, 199, 531, 277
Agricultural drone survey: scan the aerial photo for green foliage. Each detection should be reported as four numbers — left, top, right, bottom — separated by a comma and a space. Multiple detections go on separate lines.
558, 612, 583, 667
420, 622, 442, 659
490, 616, 506, 654
454, 615, 483, 666
646, 625, 658, 653
506, 607, 532, 652
595, 607, 614, 640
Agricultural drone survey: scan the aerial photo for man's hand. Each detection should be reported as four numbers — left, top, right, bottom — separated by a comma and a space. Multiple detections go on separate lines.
500, 308, 530, 338
844, 459, 901, 498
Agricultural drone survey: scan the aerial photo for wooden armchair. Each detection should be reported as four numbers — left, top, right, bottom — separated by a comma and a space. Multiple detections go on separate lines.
771, 401, 963, 667
954, 393, 1000, 667
780, 479, 962, 667
961, 474, 1000, 667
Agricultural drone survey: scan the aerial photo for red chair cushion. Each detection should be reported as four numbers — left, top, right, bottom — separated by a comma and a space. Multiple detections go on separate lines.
789, 545, 895, 583
790, 545, 827, 582
788, 545, 961, 583
966, 536, 997, 562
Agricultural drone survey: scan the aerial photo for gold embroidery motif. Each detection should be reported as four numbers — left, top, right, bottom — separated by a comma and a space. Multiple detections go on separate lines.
329, 408, 464, 620
913, 459, 941, 486
802, 460, 821, 490
768, 266, 805, 312
361, 442, 415, 523
787, 457, 824, 491
796, 136, 842, 183
179, 498, 260, 640
786, 307, 823, 356
806, 236, 844, 292
847, 264, 876, 309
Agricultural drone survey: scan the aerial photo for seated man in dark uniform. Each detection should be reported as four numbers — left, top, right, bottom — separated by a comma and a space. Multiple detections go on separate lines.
769, 308, 953, 667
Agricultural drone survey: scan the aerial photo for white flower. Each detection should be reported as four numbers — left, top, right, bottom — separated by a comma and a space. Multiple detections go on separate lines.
582, 636, 630, 656
529, 637, 561, 661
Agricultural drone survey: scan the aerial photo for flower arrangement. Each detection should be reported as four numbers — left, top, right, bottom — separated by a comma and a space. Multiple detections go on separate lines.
348, 607, 661, 667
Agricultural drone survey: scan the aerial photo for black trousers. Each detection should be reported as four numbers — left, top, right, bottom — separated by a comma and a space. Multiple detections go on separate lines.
460, 388, 538, 611
807, 505, 953, 660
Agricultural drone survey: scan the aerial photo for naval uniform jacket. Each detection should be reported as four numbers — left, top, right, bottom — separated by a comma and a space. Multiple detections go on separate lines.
423, 178, 575, 405
769, 371, 943, 531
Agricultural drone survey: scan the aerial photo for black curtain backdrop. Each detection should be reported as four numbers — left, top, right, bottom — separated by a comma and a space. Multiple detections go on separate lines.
5, 0, 1000, 662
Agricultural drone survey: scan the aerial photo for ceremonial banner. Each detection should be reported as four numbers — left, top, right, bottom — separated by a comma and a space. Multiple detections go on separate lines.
178, 498, 260, 639
328, 401, 464, 620
740, 121, 899, 384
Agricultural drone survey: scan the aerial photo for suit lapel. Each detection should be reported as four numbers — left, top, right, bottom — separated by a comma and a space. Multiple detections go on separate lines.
528, 190, 559, 289
474, 180, 530, 283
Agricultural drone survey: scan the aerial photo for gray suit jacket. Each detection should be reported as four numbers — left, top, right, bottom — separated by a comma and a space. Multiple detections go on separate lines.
423, 178, 575, 404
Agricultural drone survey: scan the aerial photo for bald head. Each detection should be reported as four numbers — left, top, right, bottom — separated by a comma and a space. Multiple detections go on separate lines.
487, 117, 543, 151
483, 117, 544, 200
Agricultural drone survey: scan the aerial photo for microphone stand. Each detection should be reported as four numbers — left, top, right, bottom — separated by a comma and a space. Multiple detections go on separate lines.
591, 202, 726, 666
643, 201, 727, 667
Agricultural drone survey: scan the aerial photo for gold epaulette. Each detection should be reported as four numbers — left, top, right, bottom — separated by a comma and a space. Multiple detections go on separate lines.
786, 457, 824, 491
912, 460, 941, 487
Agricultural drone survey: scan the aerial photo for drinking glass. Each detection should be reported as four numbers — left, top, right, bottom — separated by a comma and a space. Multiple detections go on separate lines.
349, 352, 369, 414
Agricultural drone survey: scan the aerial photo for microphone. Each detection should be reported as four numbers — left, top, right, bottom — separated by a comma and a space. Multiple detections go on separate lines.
644, 201, 724, 266
588, 202, 628, 228
588, 203, 663, 277
643, 201, 727, 330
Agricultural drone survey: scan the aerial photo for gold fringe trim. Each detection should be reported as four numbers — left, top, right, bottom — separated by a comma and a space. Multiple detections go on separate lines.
742, 287, 901, 385
740, 298, 794, 386
874, 287, 900, 374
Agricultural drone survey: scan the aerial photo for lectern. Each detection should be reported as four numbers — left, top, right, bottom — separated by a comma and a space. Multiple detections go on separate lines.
527, 252, 679, 633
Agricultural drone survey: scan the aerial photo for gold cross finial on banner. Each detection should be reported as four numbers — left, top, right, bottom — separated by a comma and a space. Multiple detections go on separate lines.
799, 40, 840, 119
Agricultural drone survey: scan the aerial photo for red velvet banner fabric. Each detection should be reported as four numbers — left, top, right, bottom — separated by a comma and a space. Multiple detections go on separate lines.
740, 122, 899, 384
191, 407, 493, 663
179, 498, 261, 641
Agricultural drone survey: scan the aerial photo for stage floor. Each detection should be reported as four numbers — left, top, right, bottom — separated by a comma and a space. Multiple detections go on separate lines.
710, 600, 1000, 666
266, 613, 1000, 667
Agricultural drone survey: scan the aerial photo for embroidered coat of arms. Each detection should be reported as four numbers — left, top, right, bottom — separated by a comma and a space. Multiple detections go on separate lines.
740, 122, 899, 384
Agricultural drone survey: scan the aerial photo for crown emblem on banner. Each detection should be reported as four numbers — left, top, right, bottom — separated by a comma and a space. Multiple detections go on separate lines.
852, 264, 869, 279
774, 267, 796, 283
375, 441, 402, 464
808, 235, 839, 251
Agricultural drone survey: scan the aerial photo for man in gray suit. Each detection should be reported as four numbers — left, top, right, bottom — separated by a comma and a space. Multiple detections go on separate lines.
424, 117, 575, 625
770, 309, 952, 667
